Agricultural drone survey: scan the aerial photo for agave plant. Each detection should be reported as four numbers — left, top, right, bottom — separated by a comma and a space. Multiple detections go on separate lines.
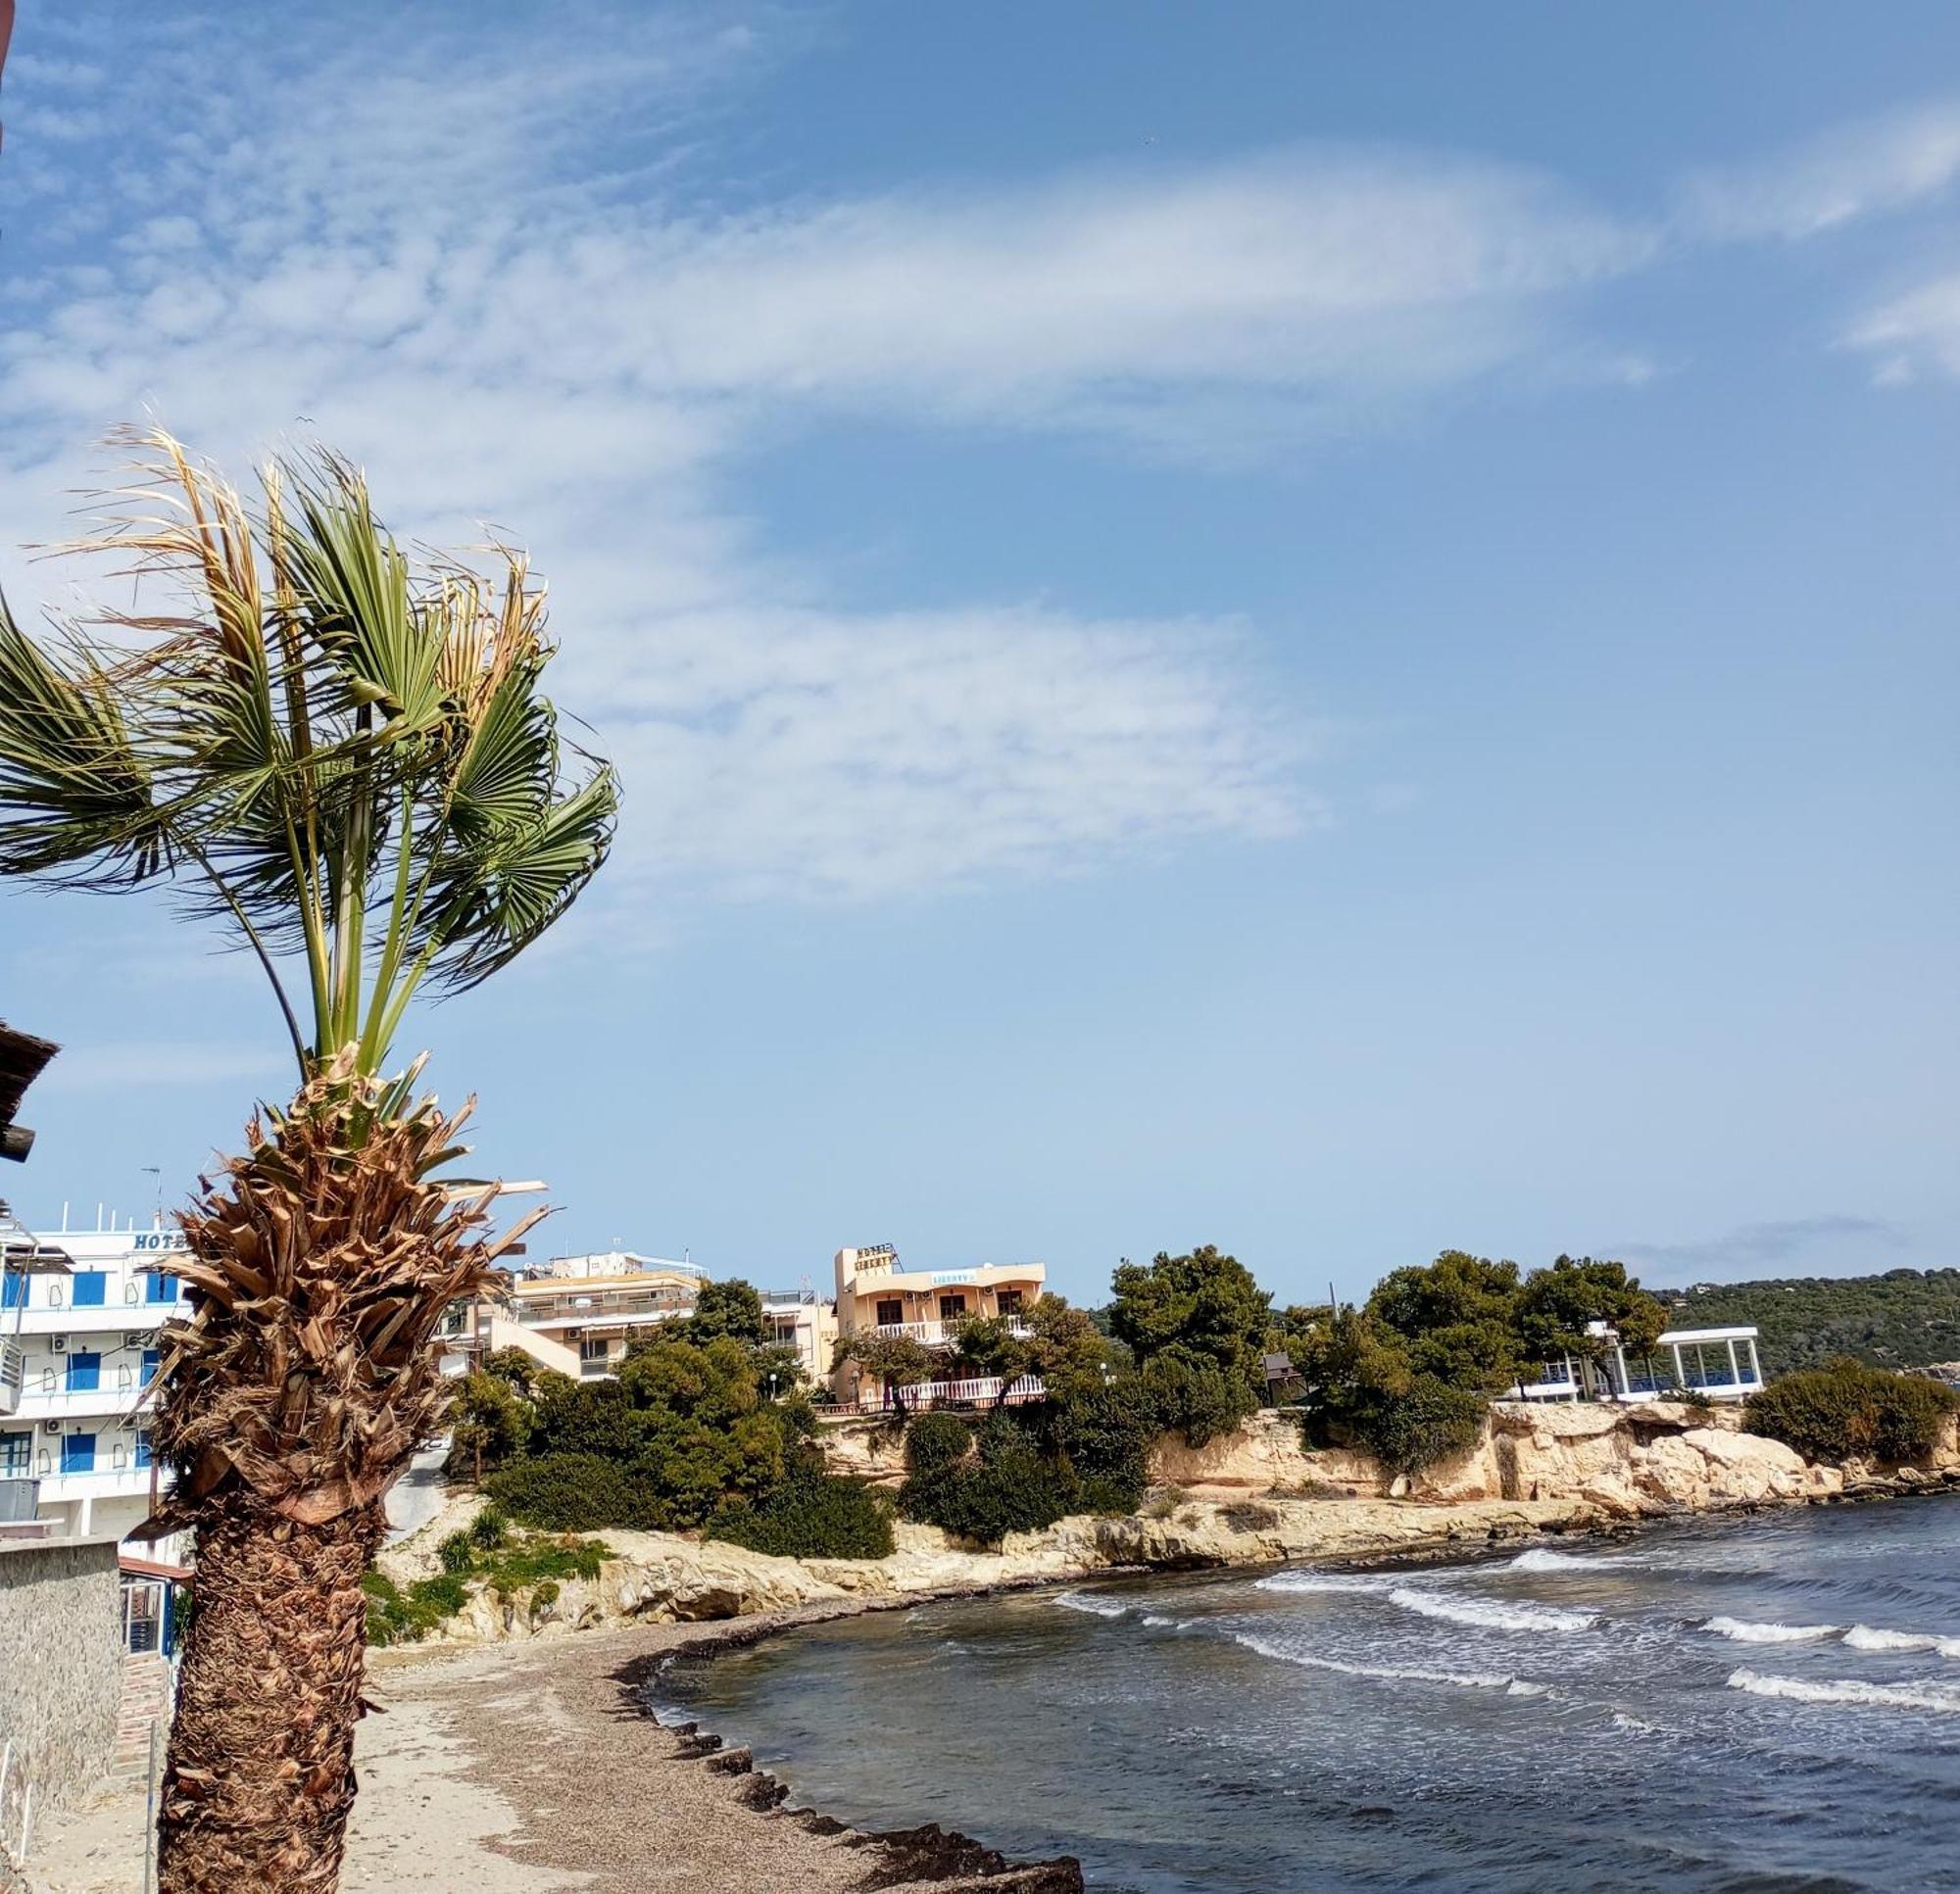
0, 428, 616, 1891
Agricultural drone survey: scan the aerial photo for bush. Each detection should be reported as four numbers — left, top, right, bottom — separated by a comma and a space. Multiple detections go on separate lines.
470, 1502, 511, 1549
1744, 1358, 1959, 1466
437, 1529, 475, 1576
482, 1452, 652, 1531
1344, 1374, 1486, 1478
1139, 1352, 1258, 1449
1048, 1377, 1154, 1509
902, 1438, 1078, 1547
904, 1411, 974, 1479
706, 1472, 896, 1560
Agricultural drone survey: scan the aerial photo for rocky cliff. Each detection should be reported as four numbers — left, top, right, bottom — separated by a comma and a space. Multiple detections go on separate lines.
384, 1402, 1959, 1647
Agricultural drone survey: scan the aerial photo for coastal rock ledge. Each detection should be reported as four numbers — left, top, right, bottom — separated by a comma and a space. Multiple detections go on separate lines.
384, 1402, 1911, 1645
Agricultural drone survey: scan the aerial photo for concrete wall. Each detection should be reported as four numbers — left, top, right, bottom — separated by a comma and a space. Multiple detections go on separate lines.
0, 1538, 122, 1847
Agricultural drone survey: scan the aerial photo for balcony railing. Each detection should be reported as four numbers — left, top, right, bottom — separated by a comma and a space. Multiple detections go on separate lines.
0, 1477, 39, 1523
820, 1374, 1046, 1415
869, 1319, 1034, 1347
0, 1340, 23, 1417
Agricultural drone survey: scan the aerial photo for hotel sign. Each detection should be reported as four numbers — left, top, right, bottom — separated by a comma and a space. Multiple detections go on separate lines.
929, 1271, 977, 1287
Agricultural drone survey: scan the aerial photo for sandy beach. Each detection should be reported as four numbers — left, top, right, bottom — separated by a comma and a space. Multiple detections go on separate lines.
25, 1603, 1081, 1894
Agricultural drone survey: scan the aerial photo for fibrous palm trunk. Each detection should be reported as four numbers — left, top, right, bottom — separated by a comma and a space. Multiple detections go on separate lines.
147, 1054, 537, 1893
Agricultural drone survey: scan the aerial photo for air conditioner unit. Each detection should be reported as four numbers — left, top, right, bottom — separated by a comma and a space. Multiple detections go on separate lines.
125, 1333, 147, 1348
42, 1420, 59, 1434
51, 1336, 67, 1353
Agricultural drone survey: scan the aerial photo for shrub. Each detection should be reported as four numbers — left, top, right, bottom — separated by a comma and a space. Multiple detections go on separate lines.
706, 1472, 896, 1560
1139, 1352, 1258, 1449
904, 1411, 975, 1479
437, 1529, 475, 1576
470, 1502, 511, 1549
364, 1570, 471, 1646
1744, 1358, 1959, 1466
482, 1452, 652, 1531
902, 1439, 1077, 1547
1344, 1374, 1486, 1478
1048, 1377, 1155, 1508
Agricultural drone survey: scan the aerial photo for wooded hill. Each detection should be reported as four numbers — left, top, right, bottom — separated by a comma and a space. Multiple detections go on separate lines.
1661, 1269, 1960, 1377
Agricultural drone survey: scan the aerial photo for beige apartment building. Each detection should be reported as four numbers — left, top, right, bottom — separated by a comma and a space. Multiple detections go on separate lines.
829, 1243, 1048, 1410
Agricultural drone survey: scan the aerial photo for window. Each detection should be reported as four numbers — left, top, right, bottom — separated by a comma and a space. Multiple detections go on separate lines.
72, 1271, 107, 1308
577, 1337, 610, 1362
135, 1432, 153, 1471
938, 1293, 967, 1321
61, 1433, 96, 1475
141, 1348, 161, 1387
1, 1274, 24, 1310
66, 1351, 101, 1393
145, 1273, 178, 1305
997, 1290, 1024, 1316
875, 1298, 904, 1327
1, 1433, 28, 1476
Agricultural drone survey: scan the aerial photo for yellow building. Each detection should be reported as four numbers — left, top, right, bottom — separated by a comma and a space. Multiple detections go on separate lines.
830, 1243, 1047, 1410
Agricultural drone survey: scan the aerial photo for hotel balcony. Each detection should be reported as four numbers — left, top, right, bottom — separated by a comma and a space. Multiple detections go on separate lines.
870, 1318, 1035, 1348
821, 1373, 1047, 1415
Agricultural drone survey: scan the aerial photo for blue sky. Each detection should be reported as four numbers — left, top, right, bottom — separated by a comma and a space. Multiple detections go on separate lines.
1, 3, 1955, 1304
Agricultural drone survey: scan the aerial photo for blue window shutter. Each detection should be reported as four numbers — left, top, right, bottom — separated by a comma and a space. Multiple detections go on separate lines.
72, 1272, 107, 1308
66, 1351, 101, 1392
62, 1433, 97, 1474
141, 1348, 161, 1386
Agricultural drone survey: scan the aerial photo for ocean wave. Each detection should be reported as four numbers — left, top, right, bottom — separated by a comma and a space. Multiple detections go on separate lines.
1840, 1625, 1960, 1658
1702, 1617, 1838, 1645
1508, 1547, 1637, 1574
1253, 1571, 1396, 1596
1610, 1712, 1657, 1734
1052, 1591, 1129, 1620
1388, 1587, 1595, 1633
1232, 1632, 1526, 1693
1727, 1669, 1960, 1714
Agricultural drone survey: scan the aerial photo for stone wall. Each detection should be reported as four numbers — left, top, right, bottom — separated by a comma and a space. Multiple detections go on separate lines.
0, 1539, 122, 1849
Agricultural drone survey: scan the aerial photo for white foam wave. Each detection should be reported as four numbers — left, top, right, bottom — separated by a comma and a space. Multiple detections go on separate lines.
1388, 1587, 1595, 1633
1842, 1625, 1960, 1659
1232, 1632, 1524, 1693
1253, 1571, 1395, 1596
1727, 1669, 1960, 1714
1508, 1548, 1637, 1574
1141, 1614, 1177, 1627
1702, 1617, 1838, 1645
1052, 1591, 1129, 1620
1610, 1712, 1657, 1734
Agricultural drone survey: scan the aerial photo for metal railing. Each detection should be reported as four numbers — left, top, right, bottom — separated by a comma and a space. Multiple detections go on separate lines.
869, 1318, 1035, 1346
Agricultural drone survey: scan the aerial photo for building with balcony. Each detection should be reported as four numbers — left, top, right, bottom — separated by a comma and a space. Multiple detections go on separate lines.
2, 1218, 188, 1551
1508, 1322, 1766, 1404
440, 1250, 708, 1382
829, 1242, 1048, 1410
759, 1286, 839, 1388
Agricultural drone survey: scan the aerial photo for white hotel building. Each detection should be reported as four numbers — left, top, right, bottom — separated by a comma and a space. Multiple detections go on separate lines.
1, 1217, 187, 1550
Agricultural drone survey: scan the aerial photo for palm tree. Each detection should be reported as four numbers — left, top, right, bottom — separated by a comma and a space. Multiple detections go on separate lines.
0, 428, 617, 1891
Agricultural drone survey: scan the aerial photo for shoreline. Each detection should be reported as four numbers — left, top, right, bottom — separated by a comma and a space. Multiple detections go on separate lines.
29, 1484, 1959, 1893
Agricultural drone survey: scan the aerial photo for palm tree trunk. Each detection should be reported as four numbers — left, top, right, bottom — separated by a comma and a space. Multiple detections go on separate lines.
159, 1499, 385, 1892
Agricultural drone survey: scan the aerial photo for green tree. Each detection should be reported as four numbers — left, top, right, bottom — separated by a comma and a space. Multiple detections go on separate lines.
1516, 1255, 1666, 1365
1108, 1245, 1272, 1392
683, 1277, 768, 1346
838, 1331, 935, 1416
1365, 1251, 1526, 1392
0, 429, 615, 1890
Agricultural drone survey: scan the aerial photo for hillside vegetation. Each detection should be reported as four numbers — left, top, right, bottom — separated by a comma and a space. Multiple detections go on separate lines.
1663, 1269, 1960, 1377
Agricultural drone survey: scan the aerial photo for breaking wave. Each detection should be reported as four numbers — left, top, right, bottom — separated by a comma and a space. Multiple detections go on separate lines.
1702, 1617, 1838, 1644
1387, 1587, 1595, 1633
1508, 1547, 1638, 1574
1727, 1669, 1960, 1715
1841, 1625, 1960, 1659
1053, 1591, 1130, 1620
1254, 1571, 1396, 1596
1233, 1632, 1540, 1695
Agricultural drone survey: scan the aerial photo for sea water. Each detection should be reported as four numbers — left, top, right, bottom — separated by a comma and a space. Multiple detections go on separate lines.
651, 1497, 1960, 1892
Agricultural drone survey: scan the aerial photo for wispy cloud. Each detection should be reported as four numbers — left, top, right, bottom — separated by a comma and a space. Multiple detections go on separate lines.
1617, 1215, 1910, 1279
0, 6, 1659, 910
1679, 98, 1960, 241
1842, 267, 1960, 384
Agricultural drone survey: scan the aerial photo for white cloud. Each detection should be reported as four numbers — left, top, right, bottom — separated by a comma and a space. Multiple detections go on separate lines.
0, 7, 1657, 909
1842, 267, 1960, 384
1680, 98, 1960, 242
